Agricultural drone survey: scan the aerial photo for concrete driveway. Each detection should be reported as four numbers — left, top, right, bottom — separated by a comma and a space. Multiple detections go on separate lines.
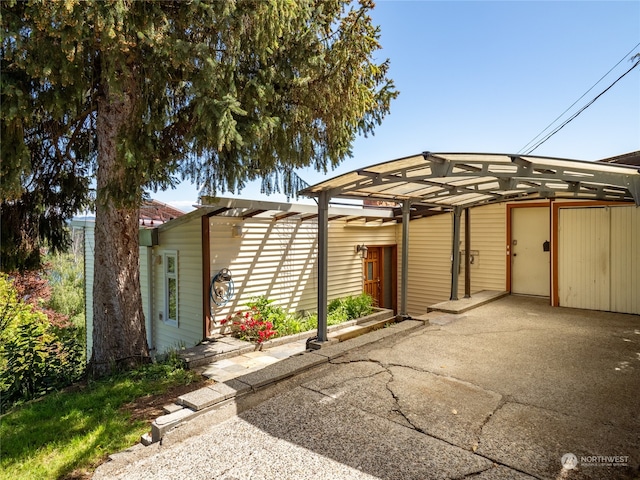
94, 296, 639, 480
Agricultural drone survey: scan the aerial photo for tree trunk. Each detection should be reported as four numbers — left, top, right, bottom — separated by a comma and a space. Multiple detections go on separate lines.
90, 77, 149, 377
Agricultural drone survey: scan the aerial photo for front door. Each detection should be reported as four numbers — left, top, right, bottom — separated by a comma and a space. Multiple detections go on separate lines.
363, 247, 381, 306
511, 206, 550, 296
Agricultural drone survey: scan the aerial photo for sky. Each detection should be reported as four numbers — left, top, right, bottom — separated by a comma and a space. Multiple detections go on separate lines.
150, 0, 640, 211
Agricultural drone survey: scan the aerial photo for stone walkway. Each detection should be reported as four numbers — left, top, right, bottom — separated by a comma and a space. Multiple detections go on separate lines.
144, 320, 425, 444
193, 338, 308, 383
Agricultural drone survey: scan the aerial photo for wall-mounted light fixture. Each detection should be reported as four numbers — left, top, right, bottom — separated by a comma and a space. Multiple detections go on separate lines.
355, 244, 368, 259
232, 224, 243, 238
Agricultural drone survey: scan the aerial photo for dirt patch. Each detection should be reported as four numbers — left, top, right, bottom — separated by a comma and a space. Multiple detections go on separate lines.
120, 377, 215, 423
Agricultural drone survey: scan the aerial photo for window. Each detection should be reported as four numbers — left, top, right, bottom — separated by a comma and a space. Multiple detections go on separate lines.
164, 251, 178, 326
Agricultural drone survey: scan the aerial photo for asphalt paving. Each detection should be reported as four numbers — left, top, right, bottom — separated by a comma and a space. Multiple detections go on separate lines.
93, 296, 640, 480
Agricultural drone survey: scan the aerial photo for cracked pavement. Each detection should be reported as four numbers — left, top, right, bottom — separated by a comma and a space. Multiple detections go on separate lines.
94, 296, 639, 479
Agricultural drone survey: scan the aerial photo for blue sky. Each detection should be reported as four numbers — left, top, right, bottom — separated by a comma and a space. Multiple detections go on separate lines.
151, 0, 640, 211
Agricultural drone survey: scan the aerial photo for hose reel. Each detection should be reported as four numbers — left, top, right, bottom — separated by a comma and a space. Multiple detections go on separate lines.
210, 268, 234, 307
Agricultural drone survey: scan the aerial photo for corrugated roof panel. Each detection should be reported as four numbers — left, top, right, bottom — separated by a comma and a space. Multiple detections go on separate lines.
299, 152, 640, 207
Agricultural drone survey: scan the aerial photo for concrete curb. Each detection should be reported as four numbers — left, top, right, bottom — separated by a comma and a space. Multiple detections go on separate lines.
180, 308, 395, 369
147, 318, 426, 444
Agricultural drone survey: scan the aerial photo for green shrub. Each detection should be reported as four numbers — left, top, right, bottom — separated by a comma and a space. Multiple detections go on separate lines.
231, 294, 374, 341
328, 293, 374, 322
46, 252, 85, 329
246, 296, 287, 325
0, 274, 85, 413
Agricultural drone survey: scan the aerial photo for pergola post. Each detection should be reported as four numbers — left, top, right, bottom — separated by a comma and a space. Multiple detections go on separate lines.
316, 190, 329, 342
464, 207, 471, 299
400, 200, 411, 318
450, 206, 462, 301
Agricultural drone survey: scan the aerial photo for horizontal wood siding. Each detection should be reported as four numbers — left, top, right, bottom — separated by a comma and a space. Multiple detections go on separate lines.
139, 246, 153, 350
404, 213, 453, 314
467, 204, 506, 292
152, 216, 203, 354
402, 204, 506, 315
83, 223, 95, 360
329, 223, 398, 301
208, 218, 397, 328
139, 247, 150, 323
209, 217, 318, 321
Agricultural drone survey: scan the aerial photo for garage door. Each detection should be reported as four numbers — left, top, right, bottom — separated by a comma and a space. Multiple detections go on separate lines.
558, 206, 639, 314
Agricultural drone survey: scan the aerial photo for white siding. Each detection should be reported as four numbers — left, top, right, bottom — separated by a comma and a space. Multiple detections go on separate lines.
83, 223, 95, 361
331, 222, 398, 301
466, 203, 507, 292
139, 246, 153, 350
152, 216, 203, 353
403, 204, 506, 316
403, 212, 453, 314
207, 217, 397, 328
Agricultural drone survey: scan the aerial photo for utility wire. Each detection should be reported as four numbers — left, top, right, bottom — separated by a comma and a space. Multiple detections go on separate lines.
518, 42, 640, 155
522, 57, 640, 155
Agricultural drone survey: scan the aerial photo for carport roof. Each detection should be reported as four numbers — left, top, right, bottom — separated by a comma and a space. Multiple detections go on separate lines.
300, 152, 640, 209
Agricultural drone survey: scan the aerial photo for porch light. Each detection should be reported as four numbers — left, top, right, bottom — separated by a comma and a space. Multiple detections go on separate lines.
355, 244, 368, 259
232, 224, 243, 238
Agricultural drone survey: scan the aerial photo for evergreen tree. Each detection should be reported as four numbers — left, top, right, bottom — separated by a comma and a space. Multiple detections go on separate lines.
1, 0, 397, 376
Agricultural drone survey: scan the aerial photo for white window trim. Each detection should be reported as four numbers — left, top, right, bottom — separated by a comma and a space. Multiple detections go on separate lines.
163, 250, 178, 327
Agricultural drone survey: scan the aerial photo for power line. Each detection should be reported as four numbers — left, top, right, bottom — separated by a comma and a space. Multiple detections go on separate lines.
518, 42, 640, 155
522, 57, 640, 155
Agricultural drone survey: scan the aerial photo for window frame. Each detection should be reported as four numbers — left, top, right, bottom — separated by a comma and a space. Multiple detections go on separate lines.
163, 250, 178, 327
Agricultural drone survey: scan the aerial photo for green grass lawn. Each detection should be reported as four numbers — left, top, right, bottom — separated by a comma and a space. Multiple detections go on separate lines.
0, 360, 202, 480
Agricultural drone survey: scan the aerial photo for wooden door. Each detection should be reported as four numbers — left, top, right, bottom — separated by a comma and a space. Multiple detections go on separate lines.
363, 247, 381, 306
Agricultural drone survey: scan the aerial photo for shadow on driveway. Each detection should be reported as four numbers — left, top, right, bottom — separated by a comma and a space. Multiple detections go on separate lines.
95, 296, 640, 480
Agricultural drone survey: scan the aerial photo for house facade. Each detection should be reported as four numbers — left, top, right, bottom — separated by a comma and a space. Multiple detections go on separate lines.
76, 153, 640, 358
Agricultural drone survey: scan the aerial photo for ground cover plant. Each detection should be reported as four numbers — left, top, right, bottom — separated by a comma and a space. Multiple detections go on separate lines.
0, 353, 203, 480
222, 294, 375, 343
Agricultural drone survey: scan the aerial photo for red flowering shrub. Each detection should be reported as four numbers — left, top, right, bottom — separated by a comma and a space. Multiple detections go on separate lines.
10, 267, 71, 328
220, 309, 276, 344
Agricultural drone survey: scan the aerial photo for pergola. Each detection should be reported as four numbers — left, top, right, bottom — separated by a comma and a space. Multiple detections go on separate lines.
300, 152, 640, 343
